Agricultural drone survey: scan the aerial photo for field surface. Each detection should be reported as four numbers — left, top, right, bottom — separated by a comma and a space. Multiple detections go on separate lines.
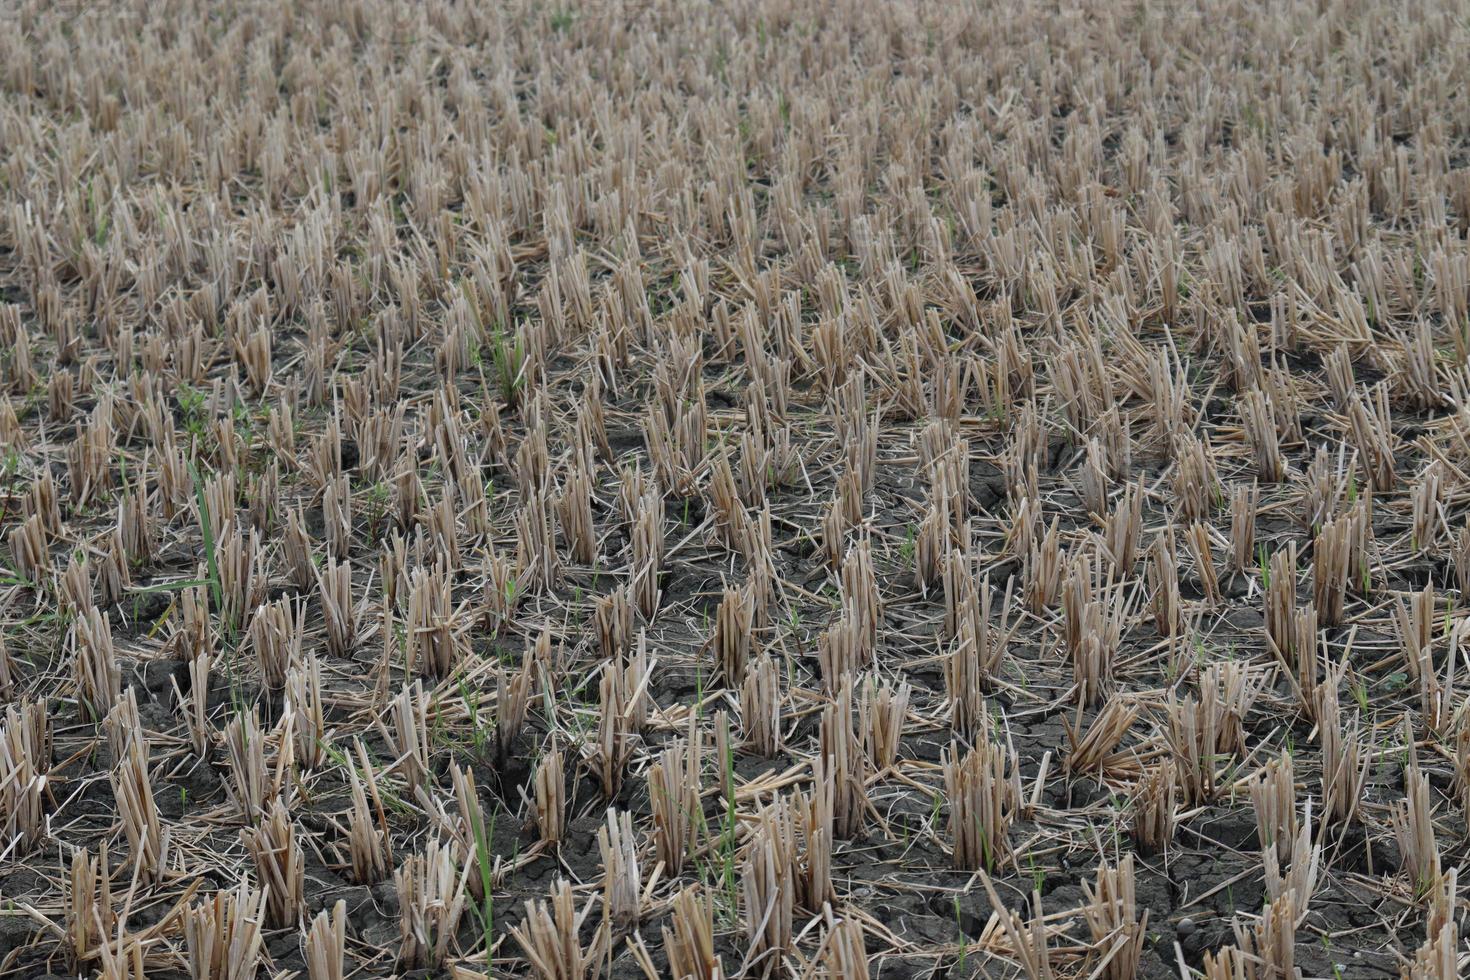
2, 1, 1470, 978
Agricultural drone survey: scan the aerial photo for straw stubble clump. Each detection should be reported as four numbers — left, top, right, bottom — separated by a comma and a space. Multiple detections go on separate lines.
3, 0, 1470, 976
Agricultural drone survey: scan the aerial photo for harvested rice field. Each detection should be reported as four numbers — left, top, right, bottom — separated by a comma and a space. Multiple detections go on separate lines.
4, 0, 1470, 977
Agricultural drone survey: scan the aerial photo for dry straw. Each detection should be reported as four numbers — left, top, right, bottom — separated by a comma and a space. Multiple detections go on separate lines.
5, 0, 1470, 975
943, 733, 1020, 872
184, 883, 267, 980
0, 702, 51, 853
511, 878, 596, 980
303, 900, 347, 980
1081, 855, 1147, 980
395, 837, 471, 971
